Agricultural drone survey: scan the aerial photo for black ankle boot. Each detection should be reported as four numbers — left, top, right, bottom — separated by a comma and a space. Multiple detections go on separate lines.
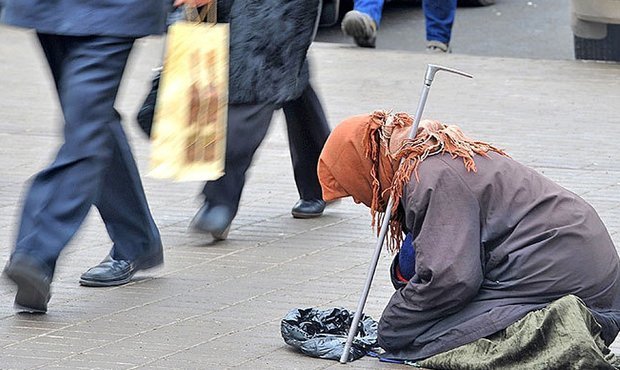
189, 203, 233, 240
291, 199, 326, 219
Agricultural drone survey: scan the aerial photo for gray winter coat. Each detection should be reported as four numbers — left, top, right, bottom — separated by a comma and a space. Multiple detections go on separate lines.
379, 151, 620, 361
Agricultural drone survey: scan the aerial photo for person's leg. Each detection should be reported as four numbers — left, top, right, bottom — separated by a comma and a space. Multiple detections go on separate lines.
192, 102, 276, 239
342, 0, 385, 48
353, 0, 385, 26
93, 120, 162, 265
5, 33, 136, 310
423, 0, 457, 52
79, 116, 164, 286
282, 83, 331, 218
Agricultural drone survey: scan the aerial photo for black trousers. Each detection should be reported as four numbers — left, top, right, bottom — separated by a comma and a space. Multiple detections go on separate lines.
201, 83, 331, 216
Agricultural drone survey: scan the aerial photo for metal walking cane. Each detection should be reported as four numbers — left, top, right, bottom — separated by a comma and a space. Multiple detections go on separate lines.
339, 64, 473, 364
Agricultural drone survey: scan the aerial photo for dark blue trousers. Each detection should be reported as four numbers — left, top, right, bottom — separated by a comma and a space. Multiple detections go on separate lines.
12, 34, 161, 276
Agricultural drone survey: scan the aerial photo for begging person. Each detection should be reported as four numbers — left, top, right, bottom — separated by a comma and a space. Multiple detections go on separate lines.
317, 111, 620, 368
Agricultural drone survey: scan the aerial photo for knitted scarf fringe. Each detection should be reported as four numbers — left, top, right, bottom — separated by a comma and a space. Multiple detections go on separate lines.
364, 110, 508, 253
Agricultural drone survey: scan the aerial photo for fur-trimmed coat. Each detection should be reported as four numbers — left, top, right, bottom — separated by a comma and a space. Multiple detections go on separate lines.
218, 0, 320, 105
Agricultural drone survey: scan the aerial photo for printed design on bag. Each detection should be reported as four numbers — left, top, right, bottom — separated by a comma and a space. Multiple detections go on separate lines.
186, 50, 219, 163
149, 21, 229, 181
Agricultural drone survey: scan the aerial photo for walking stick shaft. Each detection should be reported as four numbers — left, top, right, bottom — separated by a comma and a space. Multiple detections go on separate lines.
339, 64, 472, 364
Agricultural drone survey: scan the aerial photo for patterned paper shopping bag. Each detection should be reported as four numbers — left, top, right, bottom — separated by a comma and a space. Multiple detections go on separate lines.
150, 5, 228, 181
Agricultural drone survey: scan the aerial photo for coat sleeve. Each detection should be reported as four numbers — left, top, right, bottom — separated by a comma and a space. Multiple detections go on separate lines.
378, 160, 484, 351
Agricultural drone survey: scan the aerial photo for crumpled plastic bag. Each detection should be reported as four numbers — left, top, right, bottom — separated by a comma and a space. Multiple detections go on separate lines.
281, 307, 378, 362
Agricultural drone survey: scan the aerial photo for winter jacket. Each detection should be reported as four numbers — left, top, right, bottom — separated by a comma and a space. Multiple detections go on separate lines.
217, 0, 320, 105
379, 151, 620, 361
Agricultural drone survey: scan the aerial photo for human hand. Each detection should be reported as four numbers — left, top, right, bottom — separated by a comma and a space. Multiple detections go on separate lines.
173, 0, 213, 7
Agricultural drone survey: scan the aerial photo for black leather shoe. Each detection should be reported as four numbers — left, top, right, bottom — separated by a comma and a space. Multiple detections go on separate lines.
4, 255, 52, 313
189, 203, 233, 241
79, 258, 133, 287
79, 249, 163, 287
291, 199, 326, 219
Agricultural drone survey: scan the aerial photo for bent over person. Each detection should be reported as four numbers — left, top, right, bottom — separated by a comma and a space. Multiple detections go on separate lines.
1, 0, 168, 312
318, 112, 620, 368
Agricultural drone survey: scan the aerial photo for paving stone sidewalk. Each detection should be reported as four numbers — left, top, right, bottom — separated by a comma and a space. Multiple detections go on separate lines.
0, 27, 619, 369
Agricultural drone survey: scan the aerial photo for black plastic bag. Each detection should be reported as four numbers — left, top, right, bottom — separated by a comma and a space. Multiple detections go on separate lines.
136, 67, 161, 138
281, 307, 378, 362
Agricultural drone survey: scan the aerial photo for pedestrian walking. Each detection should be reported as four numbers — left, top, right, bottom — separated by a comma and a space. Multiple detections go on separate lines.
318, 112, 620, 366
173, 0, 331, 241
1, 0, 168, 313
342, 0, 457, 52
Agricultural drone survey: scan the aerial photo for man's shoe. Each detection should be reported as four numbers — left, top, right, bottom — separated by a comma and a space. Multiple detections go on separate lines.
341, 10, 377, 48
189, 203, 233, 241
79, 258, 132, 287
426, 40, 451, 53
79, 249, 163, 287
291, 199, 326, 219
4, 255, 51, 313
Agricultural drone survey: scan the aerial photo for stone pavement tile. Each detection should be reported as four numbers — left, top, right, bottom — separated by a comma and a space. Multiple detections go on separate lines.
47, 365, 93, 370
151, 340, 279, 369
2, 325, 55, 342
0, 355, 53, 369
123, 323, 222, 350
44, 352, 142, 369
144, 356, 227, 369
39, 329, 128, 343
237, 346, 408, 370
3, 316, 70, 331
2, 343, 74, 360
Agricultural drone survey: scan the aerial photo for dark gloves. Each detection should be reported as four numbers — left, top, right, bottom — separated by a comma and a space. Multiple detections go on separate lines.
398, 232, 415, 280
390, 232, 415, 290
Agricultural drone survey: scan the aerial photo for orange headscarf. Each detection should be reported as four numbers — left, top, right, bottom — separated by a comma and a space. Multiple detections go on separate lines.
318, 110, 507, 252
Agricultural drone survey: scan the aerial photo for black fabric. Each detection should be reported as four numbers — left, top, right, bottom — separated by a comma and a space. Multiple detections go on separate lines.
219, 0, 319, 104
282, 83, 330, 200
281, 307, 378, 362
201, 101, 276, 214
201, 84, 330, 213
389, 254, 407, 290
136, 68, 160, 138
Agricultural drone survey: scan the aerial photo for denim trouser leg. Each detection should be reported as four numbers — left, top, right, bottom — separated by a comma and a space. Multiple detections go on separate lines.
423, 0, 457, 44
353, 0, 385, 26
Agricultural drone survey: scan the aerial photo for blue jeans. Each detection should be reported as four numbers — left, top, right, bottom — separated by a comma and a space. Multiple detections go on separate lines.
423, 0, 457, 44
353, 0, 385, 26
354, 0, 457, 44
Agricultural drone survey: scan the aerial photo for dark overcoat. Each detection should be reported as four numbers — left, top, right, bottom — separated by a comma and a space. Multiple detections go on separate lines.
379, 151, 620, 360
217, 0, 320, 105
1, 0, 168, 37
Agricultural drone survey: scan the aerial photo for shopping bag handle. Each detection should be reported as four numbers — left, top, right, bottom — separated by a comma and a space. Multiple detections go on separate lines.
184, 1, 217, 24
